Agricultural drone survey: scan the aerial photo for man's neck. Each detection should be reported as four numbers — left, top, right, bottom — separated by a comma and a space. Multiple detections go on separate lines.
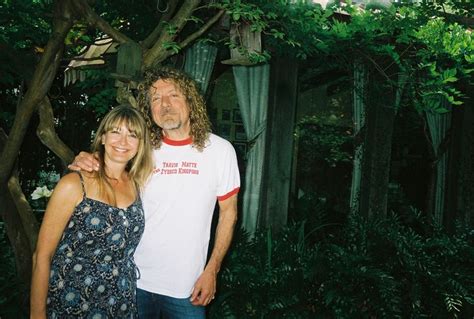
162, 129, 191, 141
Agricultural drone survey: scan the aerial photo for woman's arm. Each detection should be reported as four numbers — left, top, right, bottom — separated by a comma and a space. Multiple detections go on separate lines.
30, 173, 83, 319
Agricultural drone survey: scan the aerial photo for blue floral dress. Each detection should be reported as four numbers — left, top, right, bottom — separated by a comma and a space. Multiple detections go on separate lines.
47, 174, 144, 318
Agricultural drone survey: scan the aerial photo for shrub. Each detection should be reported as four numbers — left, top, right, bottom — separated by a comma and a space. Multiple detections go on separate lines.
209, 209, 474, 318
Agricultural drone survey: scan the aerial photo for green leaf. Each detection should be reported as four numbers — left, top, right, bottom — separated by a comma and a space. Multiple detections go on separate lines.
232, 12, 240, 21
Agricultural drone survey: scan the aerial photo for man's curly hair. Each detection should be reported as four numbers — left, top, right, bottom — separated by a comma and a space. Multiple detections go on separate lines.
137, 67, 211, 151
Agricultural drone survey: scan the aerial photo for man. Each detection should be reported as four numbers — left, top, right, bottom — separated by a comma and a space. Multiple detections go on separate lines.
70, 67, 240, 318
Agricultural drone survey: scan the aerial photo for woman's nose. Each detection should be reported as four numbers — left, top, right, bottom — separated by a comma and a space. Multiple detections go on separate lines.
119, 133, 128, 145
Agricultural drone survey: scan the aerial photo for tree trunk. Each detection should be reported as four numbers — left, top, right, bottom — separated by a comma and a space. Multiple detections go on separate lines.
0, 1, 74, 186
37, 97, 75, 167
0, 130, 33, 290
0, 1, 74, 291
260, 57, 298, 231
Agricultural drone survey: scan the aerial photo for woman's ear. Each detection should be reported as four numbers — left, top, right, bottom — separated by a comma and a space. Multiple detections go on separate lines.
101, 134, 105, 145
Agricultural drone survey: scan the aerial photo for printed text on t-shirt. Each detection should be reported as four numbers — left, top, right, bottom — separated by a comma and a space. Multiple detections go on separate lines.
152, 161, 199, 175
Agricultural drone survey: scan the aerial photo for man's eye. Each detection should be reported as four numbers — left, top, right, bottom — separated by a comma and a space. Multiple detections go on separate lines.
152, 96, 161, 101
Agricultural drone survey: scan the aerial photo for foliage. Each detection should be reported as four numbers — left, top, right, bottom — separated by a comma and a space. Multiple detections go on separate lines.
412, 18, 473, 113
296, 115, 353, 166
294, 115, 353, 214
230, 1, 474, 113
0, 0, 52, 49
73, 69, 118, 117
209, 222, 322, 318
209, 208, 474, 318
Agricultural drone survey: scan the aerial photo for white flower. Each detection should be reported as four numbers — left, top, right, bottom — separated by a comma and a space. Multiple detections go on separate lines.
31, 186, 53, 200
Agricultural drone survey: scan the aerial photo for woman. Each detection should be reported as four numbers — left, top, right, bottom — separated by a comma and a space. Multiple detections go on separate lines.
30, 105, 154, 318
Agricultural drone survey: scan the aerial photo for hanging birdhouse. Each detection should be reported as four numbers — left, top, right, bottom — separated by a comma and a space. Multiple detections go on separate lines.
110, 41, 143, 88
221, 22, 262, 66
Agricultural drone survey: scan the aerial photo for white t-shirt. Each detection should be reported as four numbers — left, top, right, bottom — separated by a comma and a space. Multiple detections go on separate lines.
134, 134, 240, 298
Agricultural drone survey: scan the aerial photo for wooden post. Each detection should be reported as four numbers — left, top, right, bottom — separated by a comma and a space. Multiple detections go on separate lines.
260, 57, 298, 231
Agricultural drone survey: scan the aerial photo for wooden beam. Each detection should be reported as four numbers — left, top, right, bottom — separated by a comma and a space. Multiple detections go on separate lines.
260, 57, 299, 231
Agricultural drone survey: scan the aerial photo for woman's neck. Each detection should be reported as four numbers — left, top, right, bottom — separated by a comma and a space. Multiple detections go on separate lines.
103, 159, 128, 181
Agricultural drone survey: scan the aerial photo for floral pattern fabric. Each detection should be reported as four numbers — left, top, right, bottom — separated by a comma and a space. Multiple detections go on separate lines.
47, 183, 144, 319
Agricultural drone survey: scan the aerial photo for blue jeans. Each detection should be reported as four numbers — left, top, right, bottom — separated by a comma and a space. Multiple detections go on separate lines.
137, 288, 206, 319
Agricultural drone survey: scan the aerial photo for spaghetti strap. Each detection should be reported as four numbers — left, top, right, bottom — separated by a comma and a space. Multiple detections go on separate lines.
73, 171, 86, 199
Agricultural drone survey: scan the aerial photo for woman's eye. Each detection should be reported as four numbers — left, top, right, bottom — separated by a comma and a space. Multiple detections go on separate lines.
129, 133, 138, 139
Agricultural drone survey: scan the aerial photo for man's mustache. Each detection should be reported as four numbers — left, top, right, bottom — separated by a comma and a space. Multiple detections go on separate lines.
160, 109, 178, 116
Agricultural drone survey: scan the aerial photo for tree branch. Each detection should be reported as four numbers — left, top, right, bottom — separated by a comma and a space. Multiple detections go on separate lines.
0, 0, 74, 186
143, 0, 201, 68
0, 129, 35, 287
66, 56, 107, 62
178, 9, 224, 50
141, 0, 180, 50
356, 49, 392, 83
71, 0, 132, 44
37, 97, 75, 167
8, 167, 40, 253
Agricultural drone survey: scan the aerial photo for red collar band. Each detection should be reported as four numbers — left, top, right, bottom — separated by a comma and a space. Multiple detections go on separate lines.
162, 136, 193, 146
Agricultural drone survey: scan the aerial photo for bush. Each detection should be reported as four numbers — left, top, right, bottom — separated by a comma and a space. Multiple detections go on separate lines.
209, 209, 474, 318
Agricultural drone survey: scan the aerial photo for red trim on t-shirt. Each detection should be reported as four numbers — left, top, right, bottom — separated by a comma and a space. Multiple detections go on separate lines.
217, 187, 240, 201
163, 136, 193, 146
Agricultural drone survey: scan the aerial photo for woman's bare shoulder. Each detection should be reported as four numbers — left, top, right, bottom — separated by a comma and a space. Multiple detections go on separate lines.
54, 172, 83, 194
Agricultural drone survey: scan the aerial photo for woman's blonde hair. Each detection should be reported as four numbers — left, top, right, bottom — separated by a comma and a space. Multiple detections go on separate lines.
137, 67, 211, 151
91, 104, 153, 204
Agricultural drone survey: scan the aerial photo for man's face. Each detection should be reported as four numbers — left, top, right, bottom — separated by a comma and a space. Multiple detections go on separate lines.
149, 79, 191, 137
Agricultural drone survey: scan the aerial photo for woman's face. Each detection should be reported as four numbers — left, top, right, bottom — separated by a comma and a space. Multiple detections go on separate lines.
101, 122, 140, 165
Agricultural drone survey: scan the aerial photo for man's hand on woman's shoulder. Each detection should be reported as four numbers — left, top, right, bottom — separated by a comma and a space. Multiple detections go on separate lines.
68, 151, 100, 172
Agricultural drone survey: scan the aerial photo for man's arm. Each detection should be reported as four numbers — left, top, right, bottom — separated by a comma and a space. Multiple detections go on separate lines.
190, 193, 238, 306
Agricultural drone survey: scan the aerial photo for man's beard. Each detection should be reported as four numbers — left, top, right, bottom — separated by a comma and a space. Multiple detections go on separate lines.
156, 111, 182, 130
161, 119, 182, 130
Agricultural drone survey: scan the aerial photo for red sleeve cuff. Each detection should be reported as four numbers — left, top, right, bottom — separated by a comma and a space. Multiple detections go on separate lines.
217, 187, 240, 201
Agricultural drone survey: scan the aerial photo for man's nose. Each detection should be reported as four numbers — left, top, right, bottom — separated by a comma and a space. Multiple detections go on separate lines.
161, 95, 171, 107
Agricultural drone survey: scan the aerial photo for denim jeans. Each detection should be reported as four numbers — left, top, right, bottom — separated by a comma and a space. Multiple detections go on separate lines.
137, 288, 206, 319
